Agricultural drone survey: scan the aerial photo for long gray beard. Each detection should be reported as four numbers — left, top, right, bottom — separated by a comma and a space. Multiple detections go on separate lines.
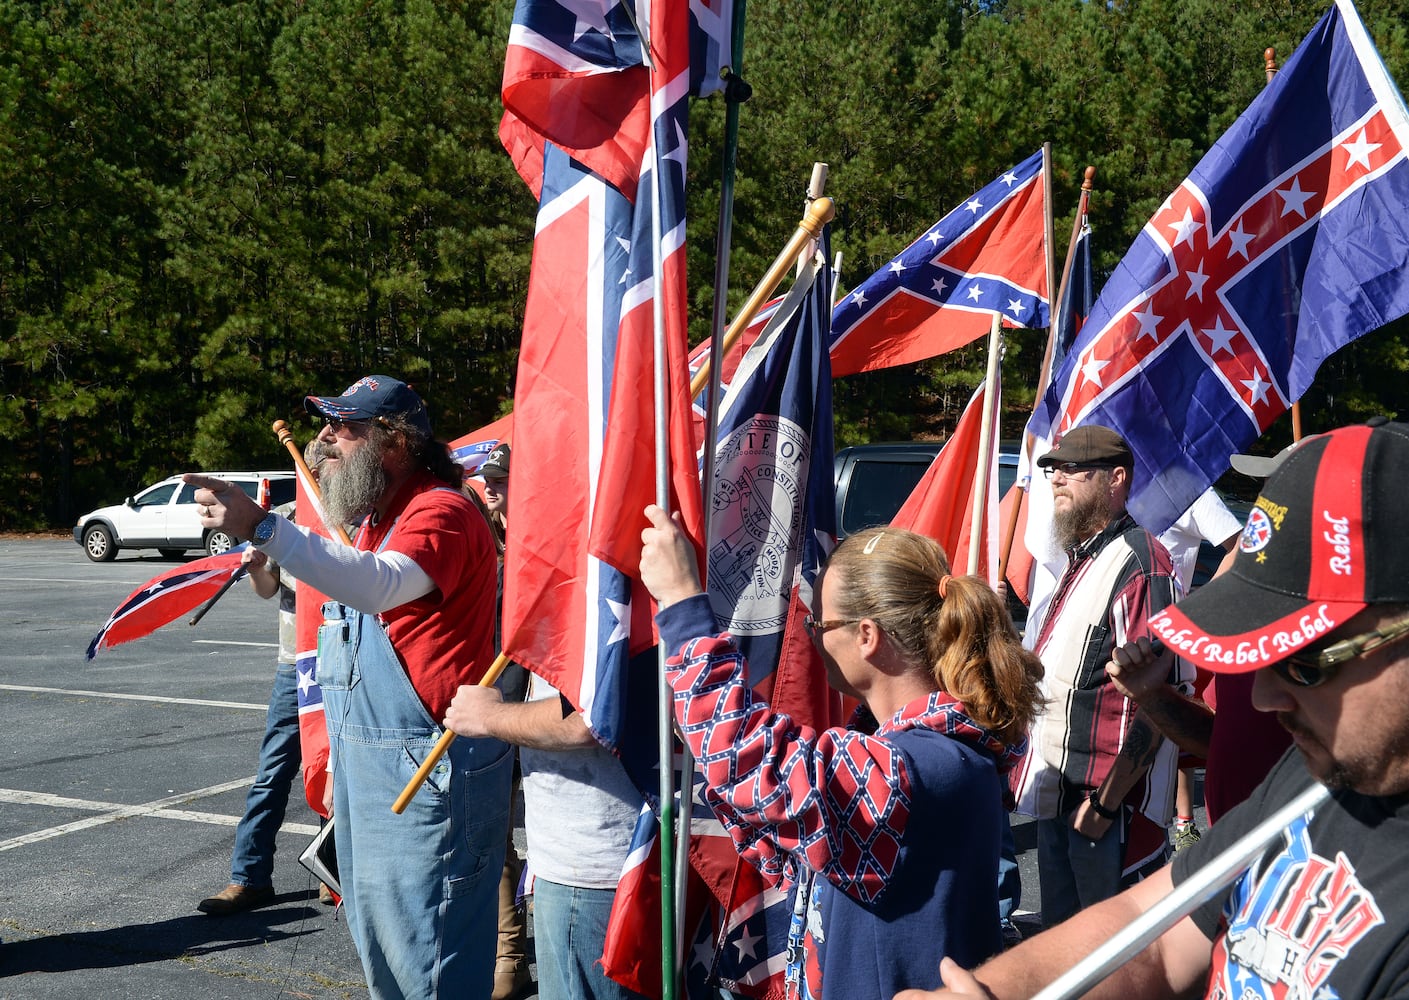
321, 439, 386, 529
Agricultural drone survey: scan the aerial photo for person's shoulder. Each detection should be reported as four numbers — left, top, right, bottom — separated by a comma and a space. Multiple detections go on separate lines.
1115, 519, 1176, 575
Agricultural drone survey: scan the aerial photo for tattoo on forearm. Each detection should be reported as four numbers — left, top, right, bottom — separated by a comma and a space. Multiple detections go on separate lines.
1121, 718, 1162, 767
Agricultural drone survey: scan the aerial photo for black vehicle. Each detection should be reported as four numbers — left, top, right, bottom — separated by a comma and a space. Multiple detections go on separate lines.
832, 441, 1019, 540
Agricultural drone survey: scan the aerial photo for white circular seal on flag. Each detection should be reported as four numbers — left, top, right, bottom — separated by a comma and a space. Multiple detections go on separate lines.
707, 415, 810, 635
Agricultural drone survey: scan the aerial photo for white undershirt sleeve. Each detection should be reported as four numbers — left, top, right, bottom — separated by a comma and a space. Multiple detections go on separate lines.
257, 516, 435, 614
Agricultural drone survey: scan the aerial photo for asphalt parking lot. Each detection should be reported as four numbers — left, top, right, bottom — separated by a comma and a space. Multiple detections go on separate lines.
0, 537, 1055, 998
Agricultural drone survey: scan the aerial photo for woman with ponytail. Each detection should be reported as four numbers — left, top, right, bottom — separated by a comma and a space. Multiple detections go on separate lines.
641, 510, 1044, 1000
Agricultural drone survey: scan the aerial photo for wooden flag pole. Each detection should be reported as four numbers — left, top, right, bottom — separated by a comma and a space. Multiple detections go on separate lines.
392, 652, 511, 814
969, 313, 1004, 575
689, 196, 835, 399
273, 420, 353, 546
271, 418, 510, 814
997, 167, 1095, 584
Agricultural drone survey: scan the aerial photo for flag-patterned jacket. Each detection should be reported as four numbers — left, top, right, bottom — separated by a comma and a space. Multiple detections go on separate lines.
657, 594, 1022, 999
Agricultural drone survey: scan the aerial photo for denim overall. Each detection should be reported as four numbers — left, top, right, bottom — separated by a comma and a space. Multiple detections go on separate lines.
319, 516, 511, 999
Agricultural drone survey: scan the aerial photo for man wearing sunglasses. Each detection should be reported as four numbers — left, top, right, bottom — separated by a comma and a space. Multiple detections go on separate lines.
1011, 425, 1187, 928
187, 376, 512, 1000
898, 418, 1409, 1000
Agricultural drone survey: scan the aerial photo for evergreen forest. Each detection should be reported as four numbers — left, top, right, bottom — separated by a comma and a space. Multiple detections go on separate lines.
4, 0, 1409, 530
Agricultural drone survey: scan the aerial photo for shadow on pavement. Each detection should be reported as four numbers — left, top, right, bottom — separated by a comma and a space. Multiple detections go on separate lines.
0, 897, 329, 977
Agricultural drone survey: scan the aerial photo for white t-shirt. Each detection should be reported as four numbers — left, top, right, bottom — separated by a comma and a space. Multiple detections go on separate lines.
519, 674, 645, 889
1157, 488, 1243, 595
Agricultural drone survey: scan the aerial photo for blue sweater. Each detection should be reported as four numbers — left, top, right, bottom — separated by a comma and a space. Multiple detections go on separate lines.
659, 595, 1009, 1000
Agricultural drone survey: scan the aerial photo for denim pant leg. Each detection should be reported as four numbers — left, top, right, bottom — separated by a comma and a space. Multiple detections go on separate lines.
230, 662, 302, 887
335, 730, 512, 1000
997, 813, 1021, 924
1037, 816, 1123, 927
532, 879, 650, 1000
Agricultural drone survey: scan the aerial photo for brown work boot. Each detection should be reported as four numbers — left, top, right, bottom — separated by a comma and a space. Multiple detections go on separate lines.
492, 848, 530, 1000
318, 882, 337, 906
197, 883, 276, 916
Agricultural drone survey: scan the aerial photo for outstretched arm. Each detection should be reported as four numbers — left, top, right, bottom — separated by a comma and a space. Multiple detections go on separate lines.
893, 867, 1213, 1000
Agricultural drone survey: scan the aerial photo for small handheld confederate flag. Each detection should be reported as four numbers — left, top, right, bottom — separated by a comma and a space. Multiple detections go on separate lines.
87, 547, 247, 659
1032, 0, 1409, 535
829, 150, 1050, 375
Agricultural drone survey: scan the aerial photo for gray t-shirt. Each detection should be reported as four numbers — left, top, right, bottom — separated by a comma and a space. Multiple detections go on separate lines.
520, 674, 645, 889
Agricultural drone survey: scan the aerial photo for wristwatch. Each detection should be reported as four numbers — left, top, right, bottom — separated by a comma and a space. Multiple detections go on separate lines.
1087, 789, 1121, 821
251, 511, 279, 546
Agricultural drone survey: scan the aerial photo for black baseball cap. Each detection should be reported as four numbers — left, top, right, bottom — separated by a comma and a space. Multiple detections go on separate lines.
1150, 418, 1409, 672
481, 443, 510, 479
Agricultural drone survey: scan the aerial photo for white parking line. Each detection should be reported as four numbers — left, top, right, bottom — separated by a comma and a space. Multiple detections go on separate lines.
191, 640, 279, 649
1, 576, 155, 585
0, 683, 266, 711
0, 781, 320, 852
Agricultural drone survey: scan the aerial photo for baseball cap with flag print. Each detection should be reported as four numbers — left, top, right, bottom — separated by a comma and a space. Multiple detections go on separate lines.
1150, 418, 1409, 673
304, 375, 432, 438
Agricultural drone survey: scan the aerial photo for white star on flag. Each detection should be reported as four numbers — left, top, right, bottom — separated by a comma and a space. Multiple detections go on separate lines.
1168, 207, 1202, 248
1202, 316, 1238, 355
966, 284, 983, 302
1225, 221, 1255, 259
1132, 305, 1163, 341
1277, 177, 1316, 217
1081, 356, 1109, 387
1342, 126, 1381, 171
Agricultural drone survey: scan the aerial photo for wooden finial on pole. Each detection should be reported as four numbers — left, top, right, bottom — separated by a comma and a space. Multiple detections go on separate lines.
1265, 47, 1278, 83
273, 420, 353, 546
689, 197, 836, 398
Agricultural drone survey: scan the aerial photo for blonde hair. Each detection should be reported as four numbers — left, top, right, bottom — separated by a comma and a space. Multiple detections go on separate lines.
824, 527, 1044, 746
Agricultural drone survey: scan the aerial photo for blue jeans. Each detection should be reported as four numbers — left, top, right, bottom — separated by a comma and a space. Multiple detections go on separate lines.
532, 879, 650, 1000
320, 601, 512, 999
231, 661, 301, 888
997, 813, 1021, 925
1036, 815, 1123, 927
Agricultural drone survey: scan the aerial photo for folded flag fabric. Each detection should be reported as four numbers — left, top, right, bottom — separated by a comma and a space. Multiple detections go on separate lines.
87, 546, 248, 659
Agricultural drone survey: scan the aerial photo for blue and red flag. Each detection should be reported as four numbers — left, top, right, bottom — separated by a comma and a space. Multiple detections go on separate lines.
828, 151, 1050, 376
604, 248, 841, 1000
448, 412, 513, 476
292, 463, 332, 816
499, 0, 726, 763
1051, 218, 1094, 379
87, 548, 248, 659
1031, 0, 1409, 535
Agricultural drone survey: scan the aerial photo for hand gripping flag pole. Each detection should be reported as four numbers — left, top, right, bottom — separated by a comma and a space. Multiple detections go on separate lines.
1032, 781, 1330, 1000
277, 419, 506, 816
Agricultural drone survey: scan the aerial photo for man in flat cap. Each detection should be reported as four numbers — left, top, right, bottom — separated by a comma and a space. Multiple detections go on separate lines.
1010, 425, 1189, 926
187, 375, 511, 999
900, 417, 1409, 1000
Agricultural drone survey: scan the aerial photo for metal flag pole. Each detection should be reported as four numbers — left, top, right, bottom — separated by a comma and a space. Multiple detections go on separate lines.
968, 313, 1003, 576
687, 0, 751, 942
1033, 781, 1330, 1000
634, 6, 681, 993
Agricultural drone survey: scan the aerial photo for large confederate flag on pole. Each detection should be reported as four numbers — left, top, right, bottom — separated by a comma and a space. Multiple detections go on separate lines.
1031, 0, 1409, 535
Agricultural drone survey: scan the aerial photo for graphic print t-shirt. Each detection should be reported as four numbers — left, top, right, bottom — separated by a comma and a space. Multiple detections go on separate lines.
1172, 749, 1409, 1000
